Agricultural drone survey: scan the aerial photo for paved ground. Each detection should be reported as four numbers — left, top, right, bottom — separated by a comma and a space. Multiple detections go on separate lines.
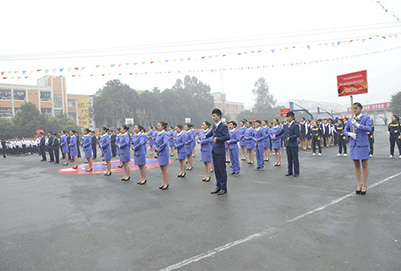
1, 126, 400, 271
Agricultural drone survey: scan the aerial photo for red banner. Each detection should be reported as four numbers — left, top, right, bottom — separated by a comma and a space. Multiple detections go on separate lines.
337, 70, 368, 97
280, 108, 291, 117
347, 102, 390, 112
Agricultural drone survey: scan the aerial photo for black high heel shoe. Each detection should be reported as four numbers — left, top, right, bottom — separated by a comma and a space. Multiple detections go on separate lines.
161, 184, 169, 190
137, 180, 147, 185
72, 166, 78, 169
63, 163, 69, 166
86, 168, 93, 172
104, 172, 112, 176
361, 186, 367, 195
159, 185, 164, 189
204, 177, 211, 182
121, 177, 131, 181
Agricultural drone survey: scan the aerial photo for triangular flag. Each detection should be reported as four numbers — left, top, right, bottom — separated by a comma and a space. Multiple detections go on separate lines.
81, 67, 86, 70
30, 70, 34, 74
165, 60, 169, 63
111, 64, 115, 67
306, 45, 311, 49
2, 77, 7, 79
0, 72, 4, 76
22, 70, 26, 74
45, 69, 49, 73
60, 68, 64, 72
52, 69, 56, 73
74, 67, 79, 70
271, 49, 275, 53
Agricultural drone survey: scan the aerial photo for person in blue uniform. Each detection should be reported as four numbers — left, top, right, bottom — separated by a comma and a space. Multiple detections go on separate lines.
99, 127, 112, 176
205, 109, 230, 195
335, 119, 347, 157
81, 128, 93, 172
225, 121, 231, 164
184, 124, 194, 170
131, 124, 147, 185
198, 121, 213, 181
175, 125, 188, 178
254, 120, 269, 170
270, 118, 283, 166
238, 120, 247, 160
244, 121, 255, 165
47, 132, 54, 163
368, 118, 374, 157
118, 125, 131, 181
69, 130, 78, 169
190, 124, 197, 158
155, 122, 170, 190
147, 127, 154, 155
110, 130, 117, 157
310, 120, 322, 156
343, 102, 372, 195
388, 115, 401, 158
152, 127, 158, 158
299, 117, 307, 150
39, 132, 47, 161
60, 131, 69, 165
90, 130, 97, 160
306, 120, 312, 149
52, 133, 60, 164
227, 121, 240, 176
168, 126, 176, 156
116, 128, 123, 168
262, 120, 271, 162
273, 111, 300, 177
75, 132, 81, 158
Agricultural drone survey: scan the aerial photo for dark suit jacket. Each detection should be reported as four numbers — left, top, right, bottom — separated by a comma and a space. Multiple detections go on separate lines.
91, 135, 97, 146
39, 137, 46, 147
276, 122, 299, 148
205, 122, 230, 154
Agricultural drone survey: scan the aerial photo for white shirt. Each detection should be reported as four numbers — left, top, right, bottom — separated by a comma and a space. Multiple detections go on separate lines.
215, 121, 222, 128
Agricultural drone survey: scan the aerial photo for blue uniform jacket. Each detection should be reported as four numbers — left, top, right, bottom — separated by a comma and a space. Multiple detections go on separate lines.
276, 122, 299, 148
343, 115, 372, 147
205, 122, 230, 155
228, 129, 240, 150
244, 128, 256, 149
198, 129, 213, 152
255, 128, 269, 147
131, 133, 147, 156
175, 132, 187, 154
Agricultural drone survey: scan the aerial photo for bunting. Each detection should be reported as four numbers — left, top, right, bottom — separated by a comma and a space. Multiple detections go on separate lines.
373, 0, 401, 22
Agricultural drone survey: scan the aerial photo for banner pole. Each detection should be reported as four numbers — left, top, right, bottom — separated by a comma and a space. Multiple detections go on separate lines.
350, 95, 355, 133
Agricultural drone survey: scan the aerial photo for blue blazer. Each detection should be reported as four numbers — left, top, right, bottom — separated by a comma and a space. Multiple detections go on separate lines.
228, 129, 240, 150
198, 130, 213, 152
205, 122, 230, 155
244, 128, 256, 149
131, 133, 147, 156
344, 115, 372, 147
276, 122, 299, 148
119, 133, 131, 160
60, 135, 69, 153
82, 135, 92, 150
255, 128, 269, 147
52, 137, 59, 148
39, 137, 46, 147
47, 136, 53, 148
175, 132, 187, 154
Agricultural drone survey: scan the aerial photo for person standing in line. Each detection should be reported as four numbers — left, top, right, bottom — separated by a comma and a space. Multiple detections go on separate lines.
75, 131, 81, 158
47, 132, 54, 163
131, 124, 148, 185
306, 120, 312, 149
205, 109, 230, 195
152, 127, 158, 158
368, 117, 374, 157
147, 126, 154, 155
60, 131, 69, 165
91, 130, 97, 160
82, 128, 93, 172
273, 111, 300, 177
190, 124, 197, 159
52, 133, 60, 164
244, 121, 256, 165
310, 120, 322, 156
343, 102, 372, 195
168, 126, 176, 156
184, 124, 194, 171
69, 130, 79, 169
155, 122, 170, 190
1, 138, 7, 158
388, 115, 401, 159
254, 120, 269, 171
262, 120, 271, 162
110, 130, 117, 157
238, 120, 247, 161
99, 127, 112, 176
119, 125, 131, 181
227, 121, 240, 176
336, 119, 347, 157
39, 132, 47, 161
198, 121, 213, 182
175, 124, 188, 178
270, 118, 283, 166
299, 117, 307, 150
116, 128, 123, 168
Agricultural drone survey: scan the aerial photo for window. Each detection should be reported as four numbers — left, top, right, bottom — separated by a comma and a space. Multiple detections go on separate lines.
68, 99, 76, 107
0, 90, 12, 100
13, 90, 26, 101
40, 92, 51, 102
41, 108, 52, 115
54, 109, 64, 116
0, 107, 13, 117
14, 108, 22, 114
54, 94, 63, 108
68, 112, 76, 121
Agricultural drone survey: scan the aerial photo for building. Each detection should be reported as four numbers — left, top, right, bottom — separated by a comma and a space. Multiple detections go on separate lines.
0, 76, 93, 128
211, 92, 244, 120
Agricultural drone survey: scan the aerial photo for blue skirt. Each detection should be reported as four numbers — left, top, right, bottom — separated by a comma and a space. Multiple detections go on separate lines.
177, 151, 187, 160
201, 150, 212, 163
158, 148, 169, 166
263, 140, 271, 148
185, 145, 192, 156
103, 146, 112, 161
134, 154, 146, 166
272, 140, 281, 150
350, 146, 370, 160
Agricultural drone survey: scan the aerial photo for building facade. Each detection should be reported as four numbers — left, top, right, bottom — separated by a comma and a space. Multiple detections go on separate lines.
211, 92, 244, 120
0, 76, 92, 127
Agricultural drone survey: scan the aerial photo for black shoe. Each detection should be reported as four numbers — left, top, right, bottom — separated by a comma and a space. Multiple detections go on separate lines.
117, 165, 123, 168
293, 174, 299, 177
137, 180, 147, 185
255, 167, 260, 171
285, 173, 293, 176
104, 172, 112, 176
234, 173, 240, 177
204, 177, 211, 182
230, 172, 235, 175
217, 190, 227, 195
161, 184, 169, 190
72, 166, 78, 169
159, 185, 164, 189
121, 177, 131, 181
226, 161, 230, 163
356, 189, 361, 194
41, 160, 46, 162
178, 172, 186, 178
361, 186, 367, 195
211, 188, 221, 194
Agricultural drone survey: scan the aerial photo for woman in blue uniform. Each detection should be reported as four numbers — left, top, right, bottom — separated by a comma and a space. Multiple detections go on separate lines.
116, 128, 123, 168
227, 121, 240, 176
60, 131, 69, 166
168, 126, 176, 156
155, 122, 170, 190
244, 121, 255, 164
99, 127, 112, 176
198, 121, 213, 181
69, 130, 78, 169
238, 120, 247, 161
131, 124, 147, 185
262, 120, 271, 162
388, 115, 401, 158
118, 125, 131, 181
189, 124, 197, 158
147, 126, 154, 155
175, 125, 187, 177
270, 118, 283, 166
343, 102, 372, 195
184, 124, 194, 170
81, 128, 93, 172
254, 120, 268, 170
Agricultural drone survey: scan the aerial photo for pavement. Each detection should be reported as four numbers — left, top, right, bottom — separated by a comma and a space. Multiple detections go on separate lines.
0, 126, 400, 271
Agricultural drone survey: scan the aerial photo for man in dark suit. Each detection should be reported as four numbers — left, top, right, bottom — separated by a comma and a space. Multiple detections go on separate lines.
75, 132, 81, 158
274, 111, 300, 177
52, 133, 60, 164
39, 132, 47, 161
110, 130, 117, 157
47, 132, 54, 162
90, 130, 97, 159
205, 108, 231, 195
1, 139, 8, 158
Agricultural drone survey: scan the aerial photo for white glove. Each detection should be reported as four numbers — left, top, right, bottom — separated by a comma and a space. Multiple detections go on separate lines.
348, 132, 357, 140
351, 119, 360, 128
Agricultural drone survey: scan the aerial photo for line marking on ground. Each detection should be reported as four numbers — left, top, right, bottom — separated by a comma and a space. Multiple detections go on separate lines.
159, 171, 401, 271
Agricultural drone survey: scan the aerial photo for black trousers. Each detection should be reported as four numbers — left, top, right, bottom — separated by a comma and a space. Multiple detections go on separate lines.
312, 137, 321, 153
39, 147, 46, 160
54, 148, 60, 163
286, 147, 299, 175
111, 143, 116, 157
390, 134, 401, 155
2, 148, 6, 158
369, 137, 374, 155
338, 136, 347, 154
48, 146, 54, 161
92, 145, 97, 159
212, 151, 228, 191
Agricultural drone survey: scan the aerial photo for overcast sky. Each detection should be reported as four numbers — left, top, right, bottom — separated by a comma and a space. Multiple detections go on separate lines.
1, 0, 401, 110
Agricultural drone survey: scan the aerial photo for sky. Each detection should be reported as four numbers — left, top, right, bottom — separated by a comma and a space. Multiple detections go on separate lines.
1, 0, 401, 111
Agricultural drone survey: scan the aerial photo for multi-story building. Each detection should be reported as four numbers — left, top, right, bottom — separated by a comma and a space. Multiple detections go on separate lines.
211, 92, 244, 120
0, 76, 92, 127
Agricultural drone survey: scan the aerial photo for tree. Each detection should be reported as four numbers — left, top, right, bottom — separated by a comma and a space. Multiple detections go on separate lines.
391, 91, 401, 117
252, 77, 276, 114
12, 103, 47, 138
0, 119, 13, 139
